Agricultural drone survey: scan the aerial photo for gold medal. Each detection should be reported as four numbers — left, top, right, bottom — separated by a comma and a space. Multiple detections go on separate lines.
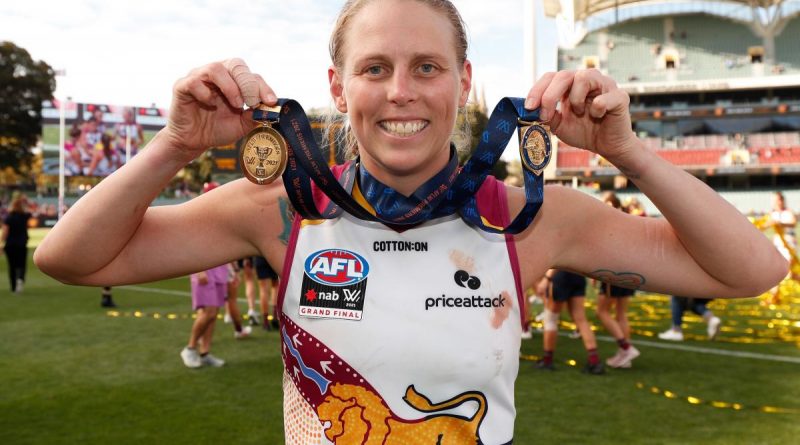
240, 105, 288, 185
518, 120, 552, 176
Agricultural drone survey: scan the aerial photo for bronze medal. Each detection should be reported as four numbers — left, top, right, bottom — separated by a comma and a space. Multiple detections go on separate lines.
240, 123, 288, 185
518, 120, 552, 176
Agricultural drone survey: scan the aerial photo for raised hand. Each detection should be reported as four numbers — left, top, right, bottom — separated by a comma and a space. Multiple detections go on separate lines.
524, 69, 639, 163
164, 58, 278, 162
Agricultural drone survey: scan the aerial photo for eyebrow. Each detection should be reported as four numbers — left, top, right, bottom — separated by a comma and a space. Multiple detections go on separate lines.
352, 51, 452, 67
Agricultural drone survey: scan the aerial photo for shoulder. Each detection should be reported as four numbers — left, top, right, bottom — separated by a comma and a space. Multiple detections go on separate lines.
207, 178, 289, 240
221, 178, 292, 269
507, 183, 597, 226
511, 185, 607, 280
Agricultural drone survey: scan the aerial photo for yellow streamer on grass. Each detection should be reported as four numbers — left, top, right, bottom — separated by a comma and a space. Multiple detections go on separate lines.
634, 382, 800, 414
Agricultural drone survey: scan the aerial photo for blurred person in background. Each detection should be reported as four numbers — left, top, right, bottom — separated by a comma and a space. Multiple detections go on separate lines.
113, 107, 144, 164
768, 192, 796, 262
180, 182, 227, 368
253, 256, 280, 331
64, 124, 85, 176
182, 261, 228, 368
658, 296, 721, 341
80, 117, 104, 175
596, 192, 640, 368
535, 269, 604, 374
225, 260, 252, 339
767, 191, 797, 302
100, 286, 116, 308
236, 257, 262, 327
624, 196, 647, 217
2, 195, 32, 293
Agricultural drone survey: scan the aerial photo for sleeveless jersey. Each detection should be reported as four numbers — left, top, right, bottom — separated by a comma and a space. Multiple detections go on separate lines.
114, 123, 141, 155
278, 171, 526, 445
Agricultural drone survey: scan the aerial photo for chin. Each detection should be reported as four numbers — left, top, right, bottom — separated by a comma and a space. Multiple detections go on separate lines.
373, 151, 429, 176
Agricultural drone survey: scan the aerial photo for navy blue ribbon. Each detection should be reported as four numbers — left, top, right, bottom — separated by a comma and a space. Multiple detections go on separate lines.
261, 97, 544, 234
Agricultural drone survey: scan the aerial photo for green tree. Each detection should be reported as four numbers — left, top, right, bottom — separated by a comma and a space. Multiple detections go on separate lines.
0, 41, 55, 176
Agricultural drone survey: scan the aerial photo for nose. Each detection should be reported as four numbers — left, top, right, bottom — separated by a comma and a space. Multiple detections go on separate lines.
387, 70, 416, 105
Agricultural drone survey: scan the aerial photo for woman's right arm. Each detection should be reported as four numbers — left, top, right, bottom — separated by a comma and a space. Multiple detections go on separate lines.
34, 59, 280, 286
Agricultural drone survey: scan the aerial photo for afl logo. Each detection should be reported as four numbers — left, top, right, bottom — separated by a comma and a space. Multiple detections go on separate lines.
304, 249, 370, 286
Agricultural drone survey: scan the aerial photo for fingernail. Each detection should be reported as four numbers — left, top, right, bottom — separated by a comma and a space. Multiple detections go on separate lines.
524, 98, 534, 110
266, 93, 277, 104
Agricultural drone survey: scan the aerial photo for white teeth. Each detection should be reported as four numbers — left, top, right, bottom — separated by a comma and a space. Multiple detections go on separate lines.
380, 120, 427, 137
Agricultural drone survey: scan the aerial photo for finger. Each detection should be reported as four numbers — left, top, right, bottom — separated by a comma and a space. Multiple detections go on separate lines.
225, 58, 261, 107
524, 71, 556, 110
203, 62, 245, 109
174, 74, 217, 107
547, 107, 563, 133
568, 69, 608, 116
588, 88, 629, 119
538, 71, 575, 122
253, 73, 278, 106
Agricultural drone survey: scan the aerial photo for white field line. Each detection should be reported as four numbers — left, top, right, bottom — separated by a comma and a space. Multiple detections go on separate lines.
593, 333, 800, 364
122, 285, 800, 364
117, 285, 248, 303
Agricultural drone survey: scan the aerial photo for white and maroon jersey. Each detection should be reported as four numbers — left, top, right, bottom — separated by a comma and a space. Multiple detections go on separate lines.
277, 173, 525, 445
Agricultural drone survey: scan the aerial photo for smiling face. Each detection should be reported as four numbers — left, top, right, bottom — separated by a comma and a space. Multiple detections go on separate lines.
329, 0, 471, 193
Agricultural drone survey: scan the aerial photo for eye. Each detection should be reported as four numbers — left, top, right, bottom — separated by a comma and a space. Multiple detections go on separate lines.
418, 63, 437, 74
366, 65, 384, 75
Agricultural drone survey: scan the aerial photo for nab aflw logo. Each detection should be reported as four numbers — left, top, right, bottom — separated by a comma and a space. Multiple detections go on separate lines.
304, 249, 370, 286
300, 249, 370, 321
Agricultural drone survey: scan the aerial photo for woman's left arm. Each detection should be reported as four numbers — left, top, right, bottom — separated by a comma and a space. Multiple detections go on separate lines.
522, 69, 788, 297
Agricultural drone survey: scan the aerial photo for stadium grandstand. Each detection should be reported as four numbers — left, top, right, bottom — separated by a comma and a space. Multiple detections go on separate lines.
542, 0, 800, 215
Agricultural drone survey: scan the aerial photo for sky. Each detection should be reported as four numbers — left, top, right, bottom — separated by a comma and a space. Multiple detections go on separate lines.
1, 0, 557, 111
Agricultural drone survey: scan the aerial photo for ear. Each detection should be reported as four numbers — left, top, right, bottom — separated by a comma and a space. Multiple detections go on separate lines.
458, 59, 473, 107
328, 66, 347, 113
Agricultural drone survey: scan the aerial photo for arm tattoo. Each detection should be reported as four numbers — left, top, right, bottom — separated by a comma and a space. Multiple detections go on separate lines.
277, 197, 296, 246
588, 269, 646, 290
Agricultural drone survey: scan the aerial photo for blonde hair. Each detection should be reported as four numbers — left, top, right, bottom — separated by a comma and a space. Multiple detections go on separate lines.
9, 196, 27, 213
325, 0, 471, 160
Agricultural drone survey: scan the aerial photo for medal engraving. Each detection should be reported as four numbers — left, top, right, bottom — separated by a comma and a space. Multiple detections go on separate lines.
240, 124, 288, 185
518, 121, 552, 176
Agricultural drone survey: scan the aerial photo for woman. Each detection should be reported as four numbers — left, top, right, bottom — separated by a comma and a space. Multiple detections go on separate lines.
3, 195, 31, 293
535, 269, 604, 374
181, 182, 230, 368
34, 0, 786, 442
767, 191, 796, 302
658, 295, 721, 341
768, 191, 796, 261
595, 191, 640, 368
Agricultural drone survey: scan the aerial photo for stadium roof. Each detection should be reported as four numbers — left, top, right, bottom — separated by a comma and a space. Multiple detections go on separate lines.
544, 0, 788, 21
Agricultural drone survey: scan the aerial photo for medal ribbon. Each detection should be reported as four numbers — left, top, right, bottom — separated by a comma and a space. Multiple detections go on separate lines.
255, 97, 545, 234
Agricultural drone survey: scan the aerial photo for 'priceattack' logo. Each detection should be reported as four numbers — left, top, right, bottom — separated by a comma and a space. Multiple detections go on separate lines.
424, 270, 506, 310
304, 249, 370, 286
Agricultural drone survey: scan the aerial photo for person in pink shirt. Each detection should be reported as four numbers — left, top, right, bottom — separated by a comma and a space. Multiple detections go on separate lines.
180, 182, 228, 368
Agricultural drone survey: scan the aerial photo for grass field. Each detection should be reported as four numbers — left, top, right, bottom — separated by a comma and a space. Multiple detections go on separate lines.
1, 229, 799, 444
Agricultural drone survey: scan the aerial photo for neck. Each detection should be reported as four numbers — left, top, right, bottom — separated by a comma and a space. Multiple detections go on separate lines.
358, 147, 452, 196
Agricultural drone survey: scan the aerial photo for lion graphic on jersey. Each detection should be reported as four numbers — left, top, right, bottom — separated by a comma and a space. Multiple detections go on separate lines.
317, 383, 487, 444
